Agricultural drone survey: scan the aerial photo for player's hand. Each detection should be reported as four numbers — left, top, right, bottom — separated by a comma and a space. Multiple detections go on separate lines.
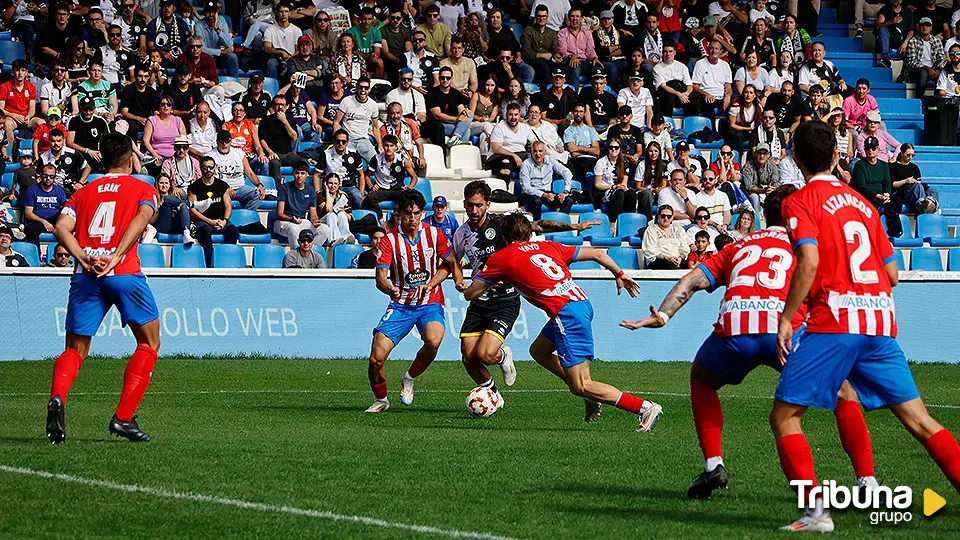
616, 274, 641, 298
413, 284, 432, 300
94, 254, 121, 278
389, 286, 401, 300
777, 319, 794, 366
620, 304, 667, 330
77, 253, 96, 274
455, 280, 468, 292
573, 219, 601, 231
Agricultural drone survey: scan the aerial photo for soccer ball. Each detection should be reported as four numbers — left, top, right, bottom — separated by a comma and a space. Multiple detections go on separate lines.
466, 387, 498, 418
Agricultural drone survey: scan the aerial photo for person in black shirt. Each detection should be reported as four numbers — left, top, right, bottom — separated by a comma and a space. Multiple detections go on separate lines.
34, 3, 72, 67
913, 0, 950, 38
483, 10, 535, 84
489, 47, 527, 93
764, 80, 804, 137
187, 155, 239, 267
424, 66, 472, 146
67, 97, 110, 165
579, 71, 617, 134
540, 69, 578, 131
240, 73, 272, 122
889, 142, 940, 213
119, 66, 159, 138
605, 105, 644, 170
162, 63, 203, 121
259, 94, 306, 183
352, 227, 386, 268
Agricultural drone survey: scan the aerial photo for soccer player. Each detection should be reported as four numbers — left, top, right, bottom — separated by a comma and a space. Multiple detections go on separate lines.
464, 213, 664, 431
621, 186, 881, 500
771, 120, 960, 532
46, 133, 161, 444
451, 180, 599, 411
367, 189, 454, 413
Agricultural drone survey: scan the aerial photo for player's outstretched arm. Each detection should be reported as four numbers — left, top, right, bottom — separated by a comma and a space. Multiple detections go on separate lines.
576, 247, 641, 298
620, 268, 710, 330
533, 218, 601, 233
463, 277, 495, 301
96, 204, 156, 277
778, 243, 819, 363
54, 213, 95, 273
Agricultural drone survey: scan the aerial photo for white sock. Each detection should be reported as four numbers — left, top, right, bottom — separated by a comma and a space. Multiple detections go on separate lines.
403, 371, 414, 380
497, 348, 505, 365
479, 378, 494, 388
808, 496, 825, 518
705, 456, 724, 472
858, 475, 879, 487
638, 400, 652, 413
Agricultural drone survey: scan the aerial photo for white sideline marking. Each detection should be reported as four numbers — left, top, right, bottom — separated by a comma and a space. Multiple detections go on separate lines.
0, 465, 516, 540
1, 388, 958, 408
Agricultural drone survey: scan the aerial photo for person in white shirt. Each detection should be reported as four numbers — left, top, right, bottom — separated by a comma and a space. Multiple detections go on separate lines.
666, 141, 704, 186
641, 203, 690, 269
188, 102, 217, 158
385, 68, 428, 123
692, 39, 733, 114
654, 41, 697, 115
40, 59, 74, 117
527, 103, 569, 163
685, 207, 721, 251
262, 3, 303, 80
686, 171, 731, 230
748, 0, 776, 23
488, 103, 536, 179
642, 114, 673, 162
617, 70, 655, 128
657, 169, 694, 227
333, 77, 381, 162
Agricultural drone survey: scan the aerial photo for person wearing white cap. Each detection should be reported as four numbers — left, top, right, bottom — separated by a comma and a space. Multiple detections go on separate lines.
594, 10, 627, 85
855, 110, 900, 162
904, 16, 945, 98
161, 136, 201, 194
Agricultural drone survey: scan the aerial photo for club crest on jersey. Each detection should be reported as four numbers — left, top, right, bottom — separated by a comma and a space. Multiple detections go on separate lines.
90, 128, 99, 138
485, 228, 496, 240
405, 269, 429, 285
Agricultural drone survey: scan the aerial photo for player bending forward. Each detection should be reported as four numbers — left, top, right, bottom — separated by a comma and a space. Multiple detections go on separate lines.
366, 190, 455, 413
451, 180, 600, 411
464, 213, 663, 431
771, 121, 960, 532
622, 186, 881, 501
47, 133, 162, 444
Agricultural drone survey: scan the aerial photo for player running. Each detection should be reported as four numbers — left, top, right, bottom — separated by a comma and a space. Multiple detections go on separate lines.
464, 213, 663, 431
621, 187, 881, 500
366, 189, 454, 413
47, 133, 161, 444
451, 180, 599, 409
771, 121, 960, 532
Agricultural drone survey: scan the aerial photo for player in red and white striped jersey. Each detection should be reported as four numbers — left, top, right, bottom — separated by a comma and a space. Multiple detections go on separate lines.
622, 186, 879, 502
366, 189, 456, 413
769, 121, 960, 532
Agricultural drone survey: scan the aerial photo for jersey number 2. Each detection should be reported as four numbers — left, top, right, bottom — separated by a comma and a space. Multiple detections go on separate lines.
844, 221, 879, 284
531, 254, 565, 280
88, 201, 117, 244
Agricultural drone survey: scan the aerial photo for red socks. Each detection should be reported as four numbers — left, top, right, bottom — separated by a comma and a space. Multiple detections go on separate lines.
776, 433, 818, 487
614, 392, 645, 414
834, 398, 875, 478
50, 349, 83, 403
924, 428, 960, 493
371, 382, 388, 400
115, 345, 158, 422
691, 381, 724, 460
407, 358, 430, 379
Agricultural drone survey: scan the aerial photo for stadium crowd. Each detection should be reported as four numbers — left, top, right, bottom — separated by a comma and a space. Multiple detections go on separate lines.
0, 0, 952, 269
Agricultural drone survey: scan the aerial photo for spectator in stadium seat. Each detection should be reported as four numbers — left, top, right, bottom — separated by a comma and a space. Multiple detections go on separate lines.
275, 162, 329, 248
188, 156, 241, 267
913, 0, 950, 39
580, 72, 618, 136
937, 43, 960, 96
163, 64, 204, 122
305, 12, 337, 64
692, 39, 733, 117
0, 225, 29, 267
765, 80, 803, 140
425, 66, 472, 147
686, 207, 720, 252
594, 10, 627, 86
347, 8, 387, 80
34, 3, 71, 67
175, 35, 220, 89
263, 3, 303, 80
39, 129, 89, 196
147, 0, 191, 68
654, 41, 697, 117
613, 0, 648, 47
697, 16, 736, 62
656, 168, 693, 226
194, 1, 238, 78
283, 229, 327, 268
382, 102, 427, 169
688, 168, 732, 229
118, 66, 158, 140
239, 73, 272, 124
856, 110, 900, 161
162, 136, 201, 195
47, 243, 72, 267
801, 84, 830, 122
738, 18, 776, 70
776, 15, 810, 67
875, 0, 913, 67
488, 103, 536, 180
641, 204, 690, 269
643, 114, 674, 162
499, 78, 531, 119
687, 229, 712, 267
725, 84, 760, 151
385, 69, 428, 126
709, 143, 742, 188
350, 226, 386, 269
541, 69, 578, 130
778, 151, 806, 188
593, 140, 638, 223
143, 95, 187, 173
667, 140, 705, 187
734, 50, 771, 105
829, 108, 856, 163
417, 4, 452, 59
286, 36, 328, 102
22, 164, 67, 250
526, 103, 569, 164
798, 42, 849, 100
890, 142, 940, 214
39, 59, 73, 118
423, 195, 459, 241
484, 11, 535, 86
440, 38, 478, 93
617, 69, 655, 129
853, 136, 902, 237
381, 9, 411, 82
638, 12, 666, 73
188, 102, 218, 158
73, 62, 118, 124
634, 140, 668, 220
741, 142, 780, 221
841, 78, 879, 131
563, 103, 601, 179
404, 30, 440, 91
558, 8, 600, 90
456, 12, 485, 62
334, 77, 381, 162
363, 134, 418, 218
32, 108, 64, 159
261, 95, 308, 183
519, 140, 573, 220
606, 105, 643, 170
521, 5, 560, 91
904, 18, 946, 99
727, 211, 755, 241
749, 108, 785, 163
318, 129, 366, 211
223, 102, 268, 174
318, 172, 357, 245
0, 59, 41, 162
208, 129, 264, 211
155, 171, 206, 245
467, 77, 499, 157
853, 0, 884, 39
5, 0, 39, 63
66, 97, 109, 167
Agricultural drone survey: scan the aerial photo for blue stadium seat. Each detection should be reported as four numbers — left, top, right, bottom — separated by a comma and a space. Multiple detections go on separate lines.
220, 76, 241, 85
548, 179, 592, 213
38, 232, 55, 243
607, 246, 640, 270
893, 249, 905, 271
569, 259, 601, 270
918, 214, 960, 247
311, 244, 328, 265
412, 177, 432, 203
948, 248, 960, 271
231, 209, 271, 243
139, 243, 166, 268
262, 77, 280, 98
889, 215, 922, 247
11, 241, 40, 266
613, 213, 647, 247
541, 212, 583, 246
0, 41, 25, 70
910, 247, 943, 271
298, 141, 322, 152
505, 21, 523, 43
578, 212, 615, 245
171, 244, 206, 268
251, 175, 278, 209
333, 244, 365, 268
213, 244, 247, 268
253, 244, 286, 268
133, 174, 154, 184
45, 242, 58, 262
0, 31, 11, 41
0, 172, 12, 193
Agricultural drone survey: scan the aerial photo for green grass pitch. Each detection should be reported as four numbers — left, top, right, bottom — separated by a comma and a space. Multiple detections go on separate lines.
0, 358, 957, 539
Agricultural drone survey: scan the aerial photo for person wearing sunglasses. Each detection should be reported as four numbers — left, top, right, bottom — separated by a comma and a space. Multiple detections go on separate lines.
39, 128, 91, 196
593, 140, 638, 224
47, 244, 73, 268
935, 43, 960, 97
96, 23, 138, 87
146, 0, 191, 67
305, 11, 337, 63
385, 68, 427, 124
316, 129, 366, 210
640, 204, 689, 268
416, 4, 452, 58
114, 0, 148, 58
424, 66, 472, 147
39, 59, 73, 118
193, 0, 239, 78
142, 96, 187, 173
187, 156, 241, 267
21, 163, 67, 251
749, 108, 785, 164
333, 76, 381, 162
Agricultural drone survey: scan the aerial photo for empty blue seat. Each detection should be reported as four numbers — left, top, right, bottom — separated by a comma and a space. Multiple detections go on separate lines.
171, 244, 206, 268
262, 77, 280, 98
947, 248, 960, 271
910, 247, 943, 271
253, 244, 286, 268
231, 209, 271, 243
412, 177, 432, 203
311, 244, 328, 265
45, 242, 59, 262
139, 243, 166, 268
213, 244, 247, 268
333, 244, 365, 268
889, 215, 922, 248
298, 141, 322, 152
132, 174, 154, 184
0, 41, 25, 69
505, 21, 523, 43
38, 232, 55, 243
607, 246, 640, 269
569, 259, 601, 270
578, 211, 615, 245
0, 172, 13, 192
11, 241, 40, 266
918, 214, 960, 247
612, 213, 648, 247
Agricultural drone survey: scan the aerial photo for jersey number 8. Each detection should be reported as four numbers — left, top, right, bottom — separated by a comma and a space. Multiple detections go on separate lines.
531, 254, 565, 280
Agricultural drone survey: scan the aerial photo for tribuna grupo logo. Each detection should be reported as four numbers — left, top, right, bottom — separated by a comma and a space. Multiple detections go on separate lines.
792, 480, 914, 525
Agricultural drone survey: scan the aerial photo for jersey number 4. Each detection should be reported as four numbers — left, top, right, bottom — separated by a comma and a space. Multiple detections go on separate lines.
729, 245, 792, 290
88, 201, 117, 244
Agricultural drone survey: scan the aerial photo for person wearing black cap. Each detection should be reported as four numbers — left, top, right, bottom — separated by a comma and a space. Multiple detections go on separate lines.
66, 97, 110, 164
521, 5, 560, 91
541, 68, 578, 130
852, 135, 903, 237
162, 63, 204, 121
0, 225, 29, 267
282, 229, 327, 268
605, 104, 644, 170
146, 0, 191, 67
579, 71, 618, 134
240, 73, 272, 122
194, 1, 239, 78
617, 68, 655, 129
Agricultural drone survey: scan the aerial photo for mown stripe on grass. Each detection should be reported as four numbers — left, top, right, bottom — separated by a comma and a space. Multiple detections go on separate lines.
0, 465, 517, 540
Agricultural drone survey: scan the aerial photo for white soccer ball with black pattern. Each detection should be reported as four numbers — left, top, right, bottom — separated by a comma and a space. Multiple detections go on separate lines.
466, 386, 498, 418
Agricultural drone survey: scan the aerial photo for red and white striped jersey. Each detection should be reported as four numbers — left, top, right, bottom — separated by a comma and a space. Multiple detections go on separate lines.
376, 222, 452, 306
782, 174, 898, 337
476, 241, 588, 319
698, 227, 806, 336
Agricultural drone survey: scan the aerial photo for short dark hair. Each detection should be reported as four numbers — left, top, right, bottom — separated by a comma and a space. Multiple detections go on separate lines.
856, 78, 870, 88
360, 6, 375, 16
100, 133, 134, 169
663, 40, 676, 50
501, 212, 534, 243
89, 7, 103, 16
201, 155, 216, 166
438, 66, 453, 76
49, 128, 65, 139
695, 206, 710, 217
715, 234, 734, 251
763, 185, 798, 227
450, 37, 464, 46
356, 76, 371, 87
276, 1, 293, 10
695, 230, 710, 242
534, 4, 548, 14
382, 134, 398, 146
792, 121, 836, 175
424, 4, 440, 14
506, 103, 521, 112
333, 128, 349, 139
463, 180, 491, 201
396, 189, 426, 213
293, 162, 308, 172
11, 59, 27, 71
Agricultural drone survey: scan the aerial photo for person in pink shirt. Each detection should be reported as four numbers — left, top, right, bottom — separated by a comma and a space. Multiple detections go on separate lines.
558, 8, 601, 90
841, 78, 879, 130
855, 110, 900, 162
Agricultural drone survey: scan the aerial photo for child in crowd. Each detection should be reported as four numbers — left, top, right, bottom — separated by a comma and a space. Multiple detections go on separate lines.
687, 230, 713, 268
